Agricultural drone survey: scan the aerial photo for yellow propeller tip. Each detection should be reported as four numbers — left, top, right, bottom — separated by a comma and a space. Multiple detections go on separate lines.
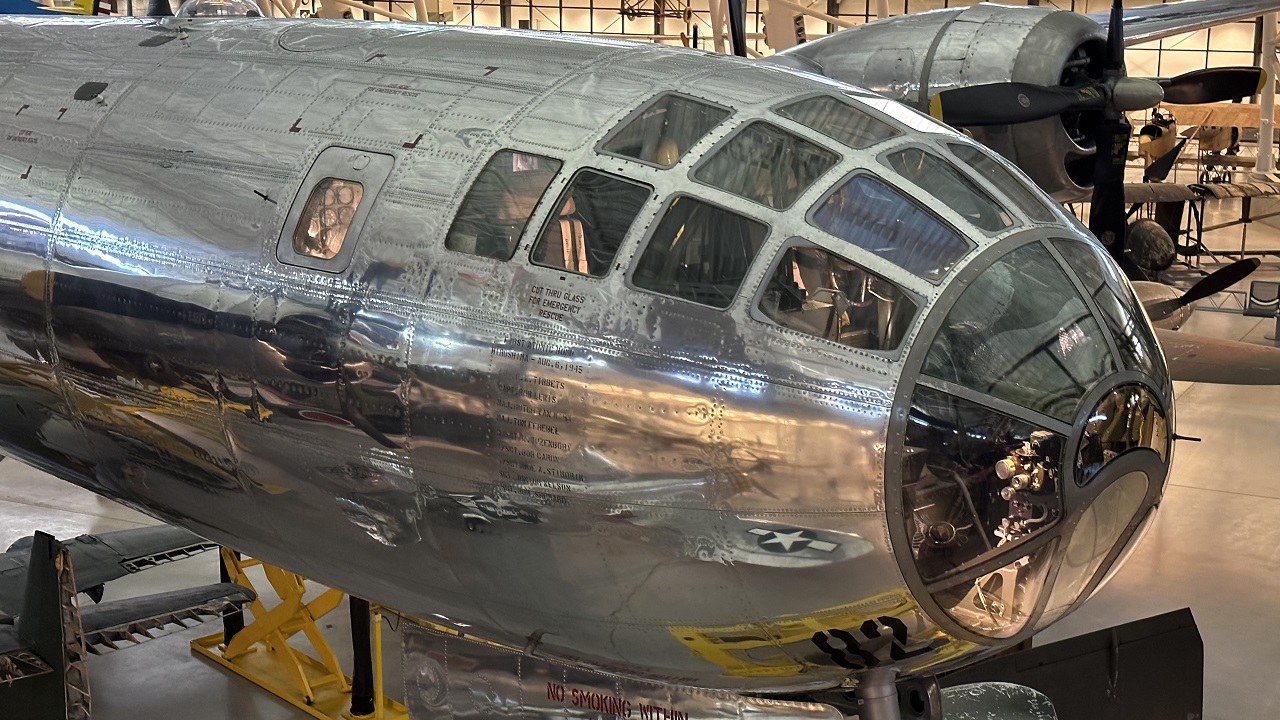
928, 94, 943, 120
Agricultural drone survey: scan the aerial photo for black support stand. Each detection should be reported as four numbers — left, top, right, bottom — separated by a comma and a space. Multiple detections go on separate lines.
219, 547, 243, 645
349, 596, 376, 718
941, 608, 1203, 720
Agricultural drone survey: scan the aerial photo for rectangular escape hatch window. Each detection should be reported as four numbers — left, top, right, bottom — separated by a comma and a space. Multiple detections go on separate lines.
632, 196, 768, 309
279, 147, 395, 273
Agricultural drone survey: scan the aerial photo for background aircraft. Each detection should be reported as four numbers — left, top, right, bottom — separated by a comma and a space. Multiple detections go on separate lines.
1, 3, 1280, 720
0, 530, 251, 719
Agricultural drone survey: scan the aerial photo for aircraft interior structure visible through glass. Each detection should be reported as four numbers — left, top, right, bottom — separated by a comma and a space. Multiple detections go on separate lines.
437, 84, 1176, 650
899, 235, 1171, 641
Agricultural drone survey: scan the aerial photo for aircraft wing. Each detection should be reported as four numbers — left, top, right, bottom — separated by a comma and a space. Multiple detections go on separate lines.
0, 583, 253, 657
1170, 103, 1276, 129
1156, 328, 1280, 385
78, 582, 254, 653
0, 526, 218, 618
0, 532, 252, 714
1088, 0, 1280, 47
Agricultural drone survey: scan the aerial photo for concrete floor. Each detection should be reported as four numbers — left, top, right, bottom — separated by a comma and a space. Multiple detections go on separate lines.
3, 207, 1280, 719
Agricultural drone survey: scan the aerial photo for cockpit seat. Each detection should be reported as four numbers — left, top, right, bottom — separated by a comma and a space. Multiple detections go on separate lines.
557, 198, 589, 275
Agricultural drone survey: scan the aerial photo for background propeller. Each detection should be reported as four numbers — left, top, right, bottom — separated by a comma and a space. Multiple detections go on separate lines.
1142, 136, 1187, 183
930, 67, 1265, 128
1143, 258, 1261, 321
928, 83, 1106, 128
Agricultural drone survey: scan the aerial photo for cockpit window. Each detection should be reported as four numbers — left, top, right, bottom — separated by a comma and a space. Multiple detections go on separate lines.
855, 93, 954, 135
531, 170, 651, 277
632, 196, 768, 309
600, 94, 731, 169
1076, 385, 1168, 487
293, 178, 363, 260
759, 243, 917, 351
445, 150, 563, 261
948, 143, 1059, 224
775, 95, 900, 150
922, 242, 1114, 423
902, 385, 1064, 586
1052, 238, 1168, 389
694, 122, 839, 210
904, 384, 1067, 638
882, 147, 1014, 233
931, 541, 1057, 639
1037, 470, 1147, 627
811, 174, 972, 282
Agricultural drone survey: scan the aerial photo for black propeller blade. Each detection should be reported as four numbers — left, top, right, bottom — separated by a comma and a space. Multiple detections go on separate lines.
1161, 67, 1267, 105
726, 0, 747, 58
1143, 136, 1188, 183
1104, 0, 1124, 70
1090, 112, 1141, 276
1144, 258, 1261, 321
929, 83, 1106, 127
1090, 0, 1136, 276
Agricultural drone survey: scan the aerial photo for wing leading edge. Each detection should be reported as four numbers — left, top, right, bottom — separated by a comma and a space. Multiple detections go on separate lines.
0, 525, 218, 618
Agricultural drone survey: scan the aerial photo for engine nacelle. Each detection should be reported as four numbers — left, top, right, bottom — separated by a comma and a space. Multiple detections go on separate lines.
772, 3, 1106, 202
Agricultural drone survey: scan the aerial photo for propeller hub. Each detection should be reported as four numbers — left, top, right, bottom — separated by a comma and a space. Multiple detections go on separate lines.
1111, 77, 1164, 113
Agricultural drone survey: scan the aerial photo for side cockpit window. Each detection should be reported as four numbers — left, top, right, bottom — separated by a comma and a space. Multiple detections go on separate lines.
694, 121, 838, 210
600, 94, 731, 168
949, 143, 1059, 224
775, 95, 900, 150
759, 243, 917, 352
531, 170, 651, 277
632, 196, 768, 309
279, 146, 395, 273
446, 150, 563, 260
811, 173, 972, 282
882, 147, 1014, 233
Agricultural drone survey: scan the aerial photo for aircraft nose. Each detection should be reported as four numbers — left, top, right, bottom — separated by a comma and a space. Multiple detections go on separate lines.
887, 233, 1172, 642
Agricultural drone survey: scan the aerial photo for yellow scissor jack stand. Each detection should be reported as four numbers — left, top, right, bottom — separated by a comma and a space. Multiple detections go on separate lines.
191, 549, 407, 720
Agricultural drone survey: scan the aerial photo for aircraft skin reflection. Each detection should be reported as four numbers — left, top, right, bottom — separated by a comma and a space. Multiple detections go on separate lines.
0, 16, 1172, 694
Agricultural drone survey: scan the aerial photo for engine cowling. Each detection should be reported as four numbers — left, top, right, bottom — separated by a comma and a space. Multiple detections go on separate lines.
772, 3, 1107, 202
1132, 280, 1194, 330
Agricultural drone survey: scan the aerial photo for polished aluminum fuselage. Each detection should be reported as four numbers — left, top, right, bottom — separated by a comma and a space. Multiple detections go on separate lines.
0, 16, 1151, 692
